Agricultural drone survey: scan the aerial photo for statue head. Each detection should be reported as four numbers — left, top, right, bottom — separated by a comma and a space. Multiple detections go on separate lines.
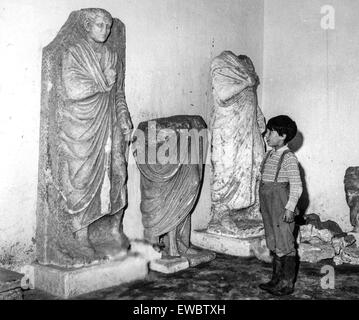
81, 8, 113, 43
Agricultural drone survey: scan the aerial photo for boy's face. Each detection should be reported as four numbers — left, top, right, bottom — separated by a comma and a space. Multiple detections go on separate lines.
265, 129, 286, 149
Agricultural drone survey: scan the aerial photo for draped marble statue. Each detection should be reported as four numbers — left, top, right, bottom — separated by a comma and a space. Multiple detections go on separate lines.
133, 116, 215, 271
344, 167, 359, 233
36, 8, 132, 267
208, 51, 266, 236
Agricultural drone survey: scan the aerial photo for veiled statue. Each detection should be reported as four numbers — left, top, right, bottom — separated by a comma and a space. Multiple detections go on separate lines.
344, 167, 359, 233
208, 51, 266, 236
133, 115, 215, 268
36, 8, 132, 267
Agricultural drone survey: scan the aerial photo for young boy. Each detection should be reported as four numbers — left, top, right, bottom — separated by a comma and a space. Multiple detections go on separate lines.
258, 115, 303, 296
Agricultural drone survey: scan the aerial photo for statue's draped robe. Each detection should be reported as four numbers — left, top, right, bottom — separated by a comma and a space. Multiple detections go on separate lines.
210, 51, 265, 218
59, 39, 126, 231
36, 11, 129, 266
135, 116, 206, 243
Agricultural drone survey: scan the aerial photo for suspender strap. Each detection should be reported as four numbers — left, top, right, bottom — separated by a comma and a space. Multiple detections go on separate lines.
274, 149, 292, 182
260, 151, 272, 175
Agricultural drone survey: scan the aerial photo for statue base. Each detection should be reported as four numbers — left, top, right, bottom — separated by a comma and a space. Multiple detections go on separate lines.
31, 253, 148, 298
207, 218, 265, 238
150, 249, 216, 274
150, 257, 189, 274
191, 229, 271, 262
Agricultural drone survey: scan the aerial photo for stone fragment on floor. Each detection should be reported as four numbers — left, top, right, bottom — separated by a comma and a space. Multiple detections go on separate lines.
298, 242, 335, 263
334, 246, 359, 265
0, 267, 24, 300
298, 213, 357, 264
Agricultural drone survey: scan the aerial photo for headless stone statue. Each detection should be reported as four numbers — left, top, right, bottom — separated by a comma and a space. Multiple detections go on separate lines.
133, 115, 215, 271
36, 8, 132, 267
208, 51, 266, 237
344, 167, 359, 233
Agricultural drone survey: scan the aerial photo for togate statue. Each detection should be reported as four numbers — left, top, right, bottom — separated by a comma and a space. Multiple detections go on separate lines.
36, 8, 132, 267
208, 51, 266, 237
133, 115, 215, 269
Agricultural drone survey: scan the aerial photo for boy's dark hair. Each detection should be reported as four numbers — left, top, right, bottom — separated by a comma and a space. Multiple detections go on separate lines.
267, 115, 297, 144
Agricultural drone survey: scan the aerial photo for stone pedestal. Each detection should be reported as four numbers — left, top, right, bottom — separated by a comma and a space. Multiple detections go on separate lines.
149, 249, 216, 274
0, 268, 24, 300
150, 257, 189, 274
191, 229, 271, 262
32, 253, 148, 299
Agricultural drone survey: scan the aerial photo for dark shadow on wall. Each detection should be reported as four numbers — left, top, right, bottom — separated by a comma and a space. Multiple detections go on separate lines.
288, 130, 303, 153
296, 163, 310, 222
288, 131, 310, 243
288, 130, 310, 221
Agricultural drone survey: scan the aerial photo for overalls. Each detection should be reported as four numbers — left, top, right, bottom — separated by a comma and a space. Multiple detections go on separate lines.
259, 150, 296, 257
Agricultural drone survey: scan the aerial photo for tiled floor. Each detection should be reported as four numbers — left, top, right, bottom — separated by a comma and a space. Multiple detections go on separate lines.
24, 253, 359, 300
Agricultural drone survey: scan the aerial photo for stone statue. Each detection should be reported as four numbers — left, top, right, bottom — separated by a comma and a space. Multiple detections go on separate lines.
208, 51, 266, 236
36, 8, 132, 267
133, 115, 215, 271
344, 167, 359, 232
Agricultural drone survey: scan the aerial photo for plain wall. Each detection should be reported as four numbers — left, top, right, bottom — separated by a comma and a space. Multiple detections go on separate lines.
0, 0, 264, 269
262, 0, 359, 231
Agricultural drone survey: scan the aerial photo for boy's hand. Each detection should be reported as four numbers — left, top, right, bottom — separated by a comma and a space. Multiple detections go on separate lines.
283, 209, 294, 223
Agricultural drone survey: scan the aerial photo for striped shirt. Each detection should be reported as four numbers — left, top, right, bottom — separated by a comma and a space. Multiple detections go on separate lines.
261, 145, 303, 212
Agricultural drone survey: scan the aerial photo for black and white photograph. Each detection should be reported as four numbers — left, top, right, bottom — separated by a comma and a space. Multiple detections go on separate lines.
0, 0, 358, 311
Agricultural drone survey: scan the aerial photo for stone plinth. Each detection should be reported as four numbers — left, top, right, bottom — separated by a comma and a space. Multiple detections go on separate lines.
0, 267, 23, 300
191, 229, 270, 262
32, 254, 148, 299
150, 257, 189, 274
149, 249, 216, 274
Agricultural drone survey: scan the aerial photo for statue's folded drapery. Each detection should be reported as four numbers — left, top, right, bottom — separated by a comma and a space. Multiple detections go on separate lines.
135, 116, 206, 243
58, 39, 126, 231
210, 51, 265, 216
139, 163, 200, 241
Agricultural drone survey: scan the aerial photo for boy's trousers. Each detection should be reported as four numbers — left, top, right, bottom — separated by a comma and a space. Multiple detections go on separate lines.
259, 181, 295, 256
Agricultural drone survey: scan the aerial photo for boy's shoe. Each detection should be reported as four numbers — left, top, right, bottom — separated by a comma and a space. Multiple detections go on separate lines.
259, 253, 282, 291
267, 279, 294, 296
267, 255, 296, 296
